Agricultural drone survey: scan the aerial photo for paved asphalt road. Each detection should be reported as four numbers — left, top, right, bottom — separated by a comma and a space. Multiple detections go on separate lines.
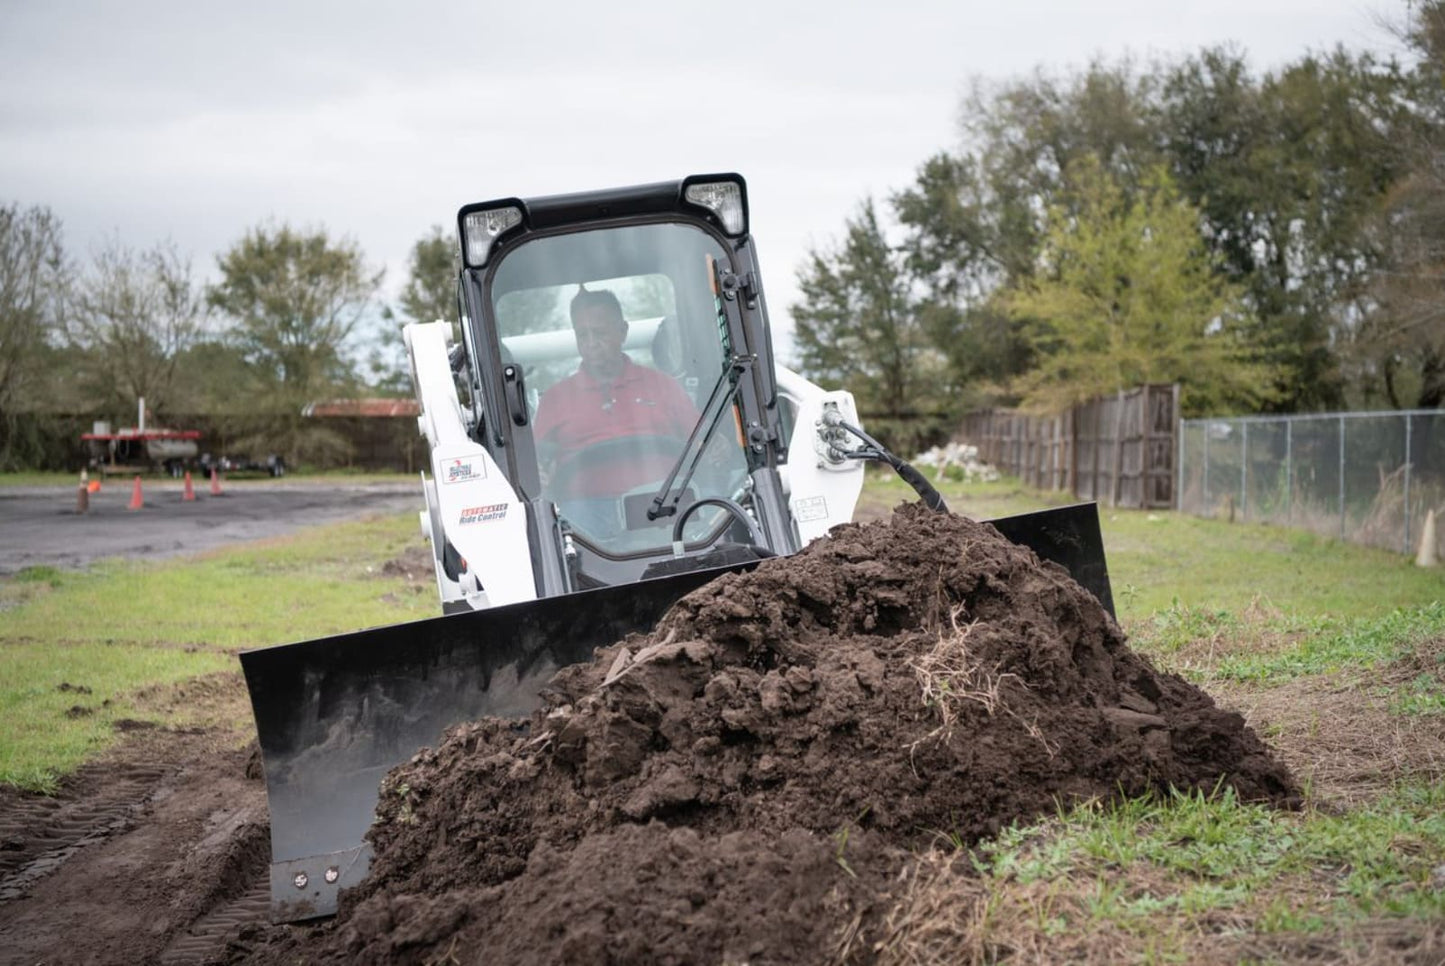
0, 480, 423, 576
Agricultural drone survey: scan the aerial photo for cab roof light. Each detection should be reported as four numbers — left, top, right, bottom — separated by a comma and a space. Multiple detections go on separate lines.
684, 180, 746, 235
460, 206, 523, 267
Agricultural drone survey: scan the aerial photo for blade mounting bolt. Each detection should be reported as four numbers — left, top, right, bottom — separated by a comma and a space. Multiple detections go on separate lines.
293, 872, 309, 889
325, 866, 340, 884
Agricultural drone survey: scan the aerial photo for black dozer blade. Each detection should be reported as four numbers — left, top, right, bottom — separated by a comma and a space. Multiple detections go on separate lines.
240, 501, 1112, 922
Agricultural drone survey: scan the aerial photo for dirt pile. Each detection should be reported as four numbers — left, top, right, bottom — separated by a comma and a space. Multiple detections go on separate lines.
242, 503, 1296, 965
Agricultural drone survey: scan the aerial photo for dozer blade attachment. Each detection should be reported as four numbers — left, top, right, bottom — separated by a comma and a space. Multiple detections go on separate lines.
988, 501, 1115, 618
240, 564, 740, 922
241, 502, 1112, 923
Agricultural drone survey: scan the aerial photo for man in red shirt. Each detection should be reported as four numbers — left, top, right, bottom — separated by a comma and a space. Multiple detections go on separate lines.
534, 289, 698, 514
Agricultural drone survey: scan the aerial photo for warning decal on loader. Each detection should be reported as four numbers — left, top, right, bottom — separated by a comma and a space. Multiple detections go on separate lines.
793, 496, 828, 523
444, 458, 486, 484
459, 503, 508, 524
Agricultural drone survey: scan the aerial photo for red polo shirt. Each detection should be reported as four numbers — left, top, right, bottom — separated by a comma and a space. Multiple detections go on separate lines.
534, 357, 699, 497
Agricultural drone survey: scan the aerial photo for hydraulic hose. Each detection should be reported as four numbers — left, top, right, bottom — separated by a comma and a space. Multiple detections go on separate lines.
672, 496, 771, 548
822, 413, 949, 514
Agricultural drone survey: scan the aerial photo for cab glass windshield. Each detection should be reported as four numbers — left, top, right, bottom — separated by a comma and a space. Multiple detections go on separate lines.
489, 222, 750, 555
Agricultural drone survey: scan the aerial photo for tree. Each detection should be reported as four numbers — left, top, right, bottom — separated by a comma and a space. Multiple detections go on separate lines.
1160, 45, 1413, 410
397, 226, 457, 325
367, 226, 458, 394
0, 203, 66, 468
167, 338, 258, 415
68, 238, 203, 416
1004, 157, 1273, 416
208, 224, 382, 464
874, 47, 1416, 414
209, 224, 381, 402
1345, 0, 1445, 410
892, 62, 1167, 405
791, 200, 946, 419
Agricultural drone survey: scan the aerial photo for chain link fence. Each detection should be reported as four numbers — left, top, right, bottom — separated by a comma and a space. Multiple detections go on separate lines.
1178, 410, 1445, 555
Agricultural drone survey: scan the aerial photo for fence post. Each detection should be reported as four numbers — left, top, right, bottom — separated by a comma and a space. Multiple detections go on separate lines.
1203, 421, 1210, 508
1139, 388, 1152, 509
1285, 418, 1292, 525
1168, 383, 1180, 508
1071, 404, 1080, 500
1404, 414, 1413, 556
1241, 420, 1249, 522
1339, 415, 1346, 541
1111, 390, 1126, 507
1176, 416, 1184, 512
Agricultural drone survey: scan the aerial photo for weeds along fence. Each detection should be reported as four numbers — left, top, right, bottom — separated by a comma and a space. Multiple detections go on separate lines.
1178, 410, 1445, 555
959, 384, 1179, 509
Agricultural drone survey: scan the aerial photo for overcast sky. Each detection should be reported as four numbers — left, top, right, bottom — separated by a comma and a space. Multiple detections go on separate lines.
0, 0, 1400, 363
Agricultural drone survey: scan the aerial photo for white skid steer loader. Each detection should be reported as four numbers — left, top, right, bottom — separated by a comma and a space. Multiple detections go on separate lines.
240, 174, 1113, 922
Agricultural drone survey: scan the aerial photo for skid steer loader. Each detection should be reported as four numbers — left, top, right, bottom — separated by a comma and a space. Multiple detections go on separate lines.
240, 174, 1113, 922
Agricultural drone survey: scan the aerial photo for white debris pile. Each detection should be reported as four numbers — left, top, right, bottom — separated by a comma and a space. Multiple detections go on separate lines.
911, 442, 1001, 482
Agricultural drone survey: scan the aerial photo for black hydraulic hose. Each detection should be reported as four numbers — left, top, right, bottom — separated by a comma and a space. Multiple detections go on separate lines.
828, 417, 948, 514
672, 496, 769, 548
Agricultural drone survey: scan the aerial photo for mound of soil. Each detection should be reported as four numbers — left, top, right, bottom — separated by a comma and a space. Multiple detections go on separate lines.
244, 503, 1296, 965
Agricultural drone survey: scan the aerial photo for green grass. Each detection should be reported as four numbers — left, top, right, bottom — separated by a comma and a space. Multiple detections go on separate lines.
0, 471, 79, 486
1100, 511, 1443, 622
4, 515, 433, 649
0, 645, 233, 791
1203, 604, 1445, 684
13, 565, 65, 587
967, 783, 1445, 936
0, 512, 433, 789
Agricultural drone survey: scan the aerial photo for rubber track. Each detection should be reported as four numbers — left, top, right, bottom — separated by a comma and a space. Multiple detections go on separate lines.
0, 764, 170, 902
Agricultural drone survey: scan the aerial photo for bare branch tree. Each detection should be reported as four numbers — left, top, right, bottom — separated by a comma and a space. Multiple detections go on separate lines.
0, 202, 66, 466
0, 204, 65, 410
70, 237, 204, 415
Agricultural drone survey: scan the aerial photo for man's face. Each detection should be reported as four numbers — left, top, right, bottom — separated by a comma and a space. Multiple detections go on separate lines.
572, 304, 627, 369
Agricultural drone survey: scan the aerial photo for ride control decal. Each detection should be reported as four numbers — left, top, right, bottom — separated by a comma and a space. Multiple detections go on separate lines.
443, 458, 486, 484
459, 503, 507, 524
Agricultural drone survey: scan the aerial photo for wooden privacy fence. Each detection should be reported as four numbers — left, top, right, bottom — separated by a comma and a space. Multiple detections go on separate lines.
959, 384, 1179, 509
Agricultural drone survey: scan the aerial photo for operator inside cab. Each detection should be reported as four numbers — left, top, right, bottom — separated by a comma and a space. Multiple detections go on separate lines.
534, 286, 698, 535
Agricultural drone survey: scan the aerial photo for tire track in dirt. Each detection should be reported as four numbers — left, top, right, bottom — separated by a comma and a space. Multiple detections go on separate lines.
160, 881, 272, 966
0, 735, 273, 966
0, 763, 170, 902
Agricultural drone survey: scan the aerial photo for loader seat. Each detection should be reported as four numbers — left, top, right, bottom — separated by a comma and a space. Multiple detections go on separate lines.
650, 315, 683, 376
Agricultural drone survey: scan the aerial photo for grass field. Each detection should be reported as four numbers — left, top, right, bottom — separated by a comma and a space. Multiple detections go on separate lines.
1, 471, 1441, 960
0, 512, 434, 790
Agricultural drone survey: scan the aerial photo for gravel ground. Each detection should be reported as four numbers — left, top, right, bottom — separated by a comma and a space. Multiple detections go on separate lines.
0, 479, 422, 575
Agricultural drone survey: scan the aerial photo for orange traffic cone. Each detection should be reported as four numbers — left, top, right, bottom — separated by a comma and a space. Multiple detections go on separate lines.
127, 475, 144, 511
76, 469, 90, 514
209, 467, 223, 496
182, 471, 196, 501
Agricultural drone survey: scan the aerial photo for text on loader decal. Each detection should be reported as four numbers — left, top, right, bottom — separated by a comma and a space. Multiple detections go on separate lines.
459, 503, 507, 524
444, 458, 485, 484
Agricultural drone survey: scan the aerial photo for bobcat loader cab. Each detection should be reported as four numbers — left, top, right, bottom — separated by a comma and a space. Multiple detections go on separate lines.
414, 173, 864, 611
